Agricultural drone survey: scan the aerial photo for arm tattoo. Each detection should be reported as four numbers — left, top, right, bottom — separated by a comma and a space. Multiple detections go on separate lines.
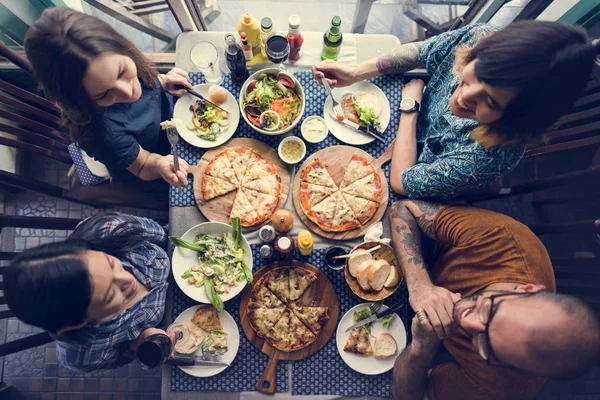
376, 42, 423, 75
411, 200, 441, 239
389, 202, 425, 268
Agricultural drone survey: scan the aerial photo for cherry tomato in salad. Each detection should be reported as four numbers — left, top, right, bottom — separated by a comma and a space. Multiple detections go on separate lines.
247, 80, 257, 92
247, 114, 260, 127
277, 75, 295, 89
336, 114, 344, 122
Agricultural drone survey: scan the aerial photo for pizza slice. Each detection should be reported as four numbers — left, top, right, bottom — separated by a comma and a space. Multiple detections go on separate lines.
288, 267, 317, 301
248, 307, 286, 339
225, 147, 260, 183
289, 311, 317, 350
341, 173, 383, 202
341, 155, 376, 188
243, 188, 279, 224
248, 285, 286, 309
332, 191, 360, 231
299, 158, 338, 189
263, 268, 290, 304
242, 174, 282, 197
266, 308, 294, 351
230, 189, 260, 227
289, 303, 329, 336
299, 182, 336, 212
305, 194, 338, 232
204, 151, 240, 186
343, 328, 373, 356
202, 175, 238, 201
341, 192, 379, 225
242, 157, 278, 184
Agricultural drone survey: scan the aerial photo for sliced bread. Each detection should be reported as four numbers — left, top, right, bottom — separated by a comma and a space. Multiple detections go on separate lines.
384, 265, 400, 288
367, 260, 391, 291
348, 250, 373, 277
357, 259, 375, 290
374, 332, 397, 359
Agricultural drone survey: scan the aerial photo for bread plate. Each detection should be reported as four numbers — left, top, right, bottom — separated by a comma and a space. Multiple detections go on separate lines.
172, 305, 240, 377
336, 303, 407, 375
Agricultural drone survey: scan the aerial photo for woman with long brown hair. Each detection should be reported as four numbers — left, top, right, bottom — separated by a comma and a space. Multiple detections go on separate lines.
25, 7, 191, 195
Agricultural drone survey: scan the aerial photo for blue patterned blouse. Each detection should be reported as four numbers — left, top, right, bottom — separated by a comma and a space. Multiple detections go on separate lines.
401, 24, 525, 200
51, 213, 170, 372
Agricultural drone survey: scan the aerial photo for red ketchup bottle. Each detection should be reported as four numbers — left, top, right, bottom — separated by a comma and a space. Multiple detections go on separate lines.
287, 15, 304, 62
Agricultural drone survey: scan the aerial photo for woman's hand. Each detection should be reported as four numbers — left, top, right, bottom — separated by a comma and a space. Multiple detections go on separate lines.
312, 60, 359, 88
402, 79, 425, 103
156, 155, 190, 186
409, 283, 461, 340
160, 68, 192, 97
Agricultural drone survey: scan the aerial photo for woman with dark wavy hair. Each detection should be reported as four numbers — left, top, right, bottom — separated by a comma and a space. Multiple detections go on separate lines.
4, 213, 174, 372
24, 7, 191, 195
313, 21, 598, 200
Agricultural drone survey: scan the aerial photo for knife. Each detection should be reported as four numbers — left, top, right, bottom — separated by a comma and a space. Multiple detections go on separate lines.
345, 301, 405, 333
327, 112, 386, 144
174, 84, 232, 115
166, 355, 230, 367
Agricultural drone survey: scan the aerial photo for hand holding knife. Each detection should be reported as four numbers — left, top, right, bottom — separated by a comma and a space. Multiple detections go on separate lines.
174, 83, 232, 115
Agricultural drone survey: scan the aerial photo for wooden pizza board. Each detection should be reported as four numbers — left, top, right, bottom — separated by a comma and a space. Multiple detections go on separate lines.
193, 137, 290, 232
292, 144, 393, 240
239, 260, 339, 394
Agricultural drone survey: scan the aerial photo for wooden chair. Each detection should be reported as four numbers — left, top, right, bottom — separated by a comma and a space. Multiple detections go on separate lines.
0, 42, 167, 210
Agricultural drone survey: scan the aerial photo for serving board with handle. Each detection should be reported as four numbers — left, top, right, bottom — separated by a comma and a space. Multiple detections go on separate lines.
292, 144, 393, 240
192, 137, 290, 232
239, 260, 339, 394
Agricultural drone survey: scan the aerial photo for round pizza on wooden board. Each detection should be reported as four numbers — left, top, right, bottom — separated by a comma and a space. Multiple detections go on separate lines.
193, 138, 290, 231
239, 260, 339, 394
292, 145, 392, 240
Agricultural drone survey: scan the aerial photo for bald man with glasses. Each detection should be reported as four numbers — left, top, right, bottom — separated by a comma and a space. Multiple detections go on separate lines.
388, 201, 600, 400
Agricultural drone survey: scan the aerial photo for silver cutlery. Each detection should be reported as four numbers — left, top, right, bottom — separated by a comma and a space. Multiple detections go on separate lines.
327, 112, 386, 143
345, 300, 405, 332
165, 126, 182, 193
320, 77, 344, 117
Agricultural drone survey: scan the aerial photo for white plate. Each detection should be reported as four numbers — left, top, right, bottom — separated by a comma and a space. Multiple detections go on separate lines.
171, 221, 251, 304
173, 84, 240, 148
336, 303, 407, 375
323, 81, 391, 146
172, 305, 240, 377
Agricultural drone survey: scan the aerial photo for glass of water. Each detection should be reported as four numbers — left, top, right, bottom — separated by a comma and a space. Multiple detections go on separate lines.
190, 41, 223, 85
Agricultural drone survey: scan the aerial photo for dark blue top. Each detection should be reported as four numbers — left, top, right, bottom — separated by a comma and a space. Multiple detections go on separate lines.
80, 79, 173, 192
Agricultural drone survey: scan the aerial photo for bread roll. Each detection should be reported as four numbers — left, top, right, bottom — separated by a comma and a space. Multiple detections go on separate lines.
357, 259, 375, 290
374, 332, 397, 359
348, 250, 373, 277
384, 265, 400, 288
367, 260, 391, 291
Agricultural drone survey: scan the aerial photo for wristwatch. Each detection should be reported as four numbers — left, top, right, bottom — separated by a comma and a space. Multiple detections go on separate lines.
400, 97, 420, 113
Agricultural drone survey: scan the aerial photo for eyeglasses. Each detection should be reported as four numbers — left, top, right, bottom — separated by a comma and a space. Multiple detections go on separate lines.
472, 291, 536, 365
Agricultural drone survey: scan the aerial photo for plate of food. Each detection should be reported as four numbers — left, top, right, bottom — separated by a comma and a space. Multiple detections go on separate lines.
171, 305, 240, 377
239, 68, 305, 135
170, 219, 253, 309
337, 303, 407, 375
173, 84, 240, 148
323, 81, 391, 145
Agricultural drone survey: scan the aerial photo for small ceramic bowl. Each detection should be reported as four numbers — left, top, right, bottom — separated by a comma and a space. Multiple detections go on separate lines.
300, 115, 329, 144
278, 136, 306, 164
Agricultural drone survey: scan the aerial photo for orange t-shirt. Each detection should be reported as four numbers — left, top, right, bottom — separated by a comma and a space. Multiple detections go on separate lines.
426, 206, 556, 400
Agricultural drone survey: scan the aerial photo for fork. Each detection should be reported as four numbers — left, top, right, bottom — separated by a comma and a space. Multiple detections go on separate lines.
369, 302, 384, 315
165, 126, 182, 193
320, 77, 343, 117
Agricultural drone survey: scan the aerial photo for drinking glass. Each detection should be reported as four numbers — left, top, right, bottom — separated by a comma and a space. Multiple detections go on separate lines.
190, 41, 224, 85
266, 34, 290, 70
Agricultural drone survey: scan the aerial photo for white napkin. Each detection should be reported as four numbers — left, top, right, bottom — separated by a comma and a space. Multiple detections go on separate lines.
364, 222, 391, 245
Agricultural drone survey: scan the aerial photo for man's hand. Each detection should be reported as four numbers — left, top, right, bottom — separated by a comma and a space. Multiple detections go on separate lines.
312, 60, 359, 88
156, 155, 189, 186
410, 283, 461, 340
402, 79, 425, 103
410, 315, 441, 353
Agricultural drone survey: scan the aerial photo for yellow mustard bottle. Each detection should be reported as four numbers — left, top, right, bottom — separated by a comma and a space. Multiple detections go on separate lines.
298, 230, 314, 256
237, 13, 261, 48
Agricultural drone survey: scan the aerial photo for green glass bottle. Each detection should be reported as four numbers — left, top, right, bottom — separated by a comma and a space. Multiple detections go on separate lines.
321, 16, 343, 61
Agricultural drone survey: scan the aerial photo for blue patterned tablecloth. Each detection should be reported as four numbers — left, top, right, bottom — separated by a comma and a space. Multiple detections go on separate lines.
170, 71, 403, 208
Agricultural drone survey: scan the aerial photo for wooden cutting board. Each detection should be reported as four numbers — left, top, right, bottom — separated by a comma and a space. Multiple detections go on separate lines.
292, 144, 393, 240
193, 138, 290, 232
239, 260, 339, 394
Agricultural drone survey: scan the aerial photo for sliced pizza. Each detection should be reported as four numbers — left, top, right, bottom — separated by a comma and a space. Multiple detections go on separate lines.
331, 191, 360, 231
248, 284, 286, 309
289, 311, 317, 350
299, 158, 338, 189
341, 173, 383, 202
230, 189, 261, 227
202, 175, 238, 201
341, 155, 376, 188
289, 303, 329, 335
204, 151, 240, 186
341, 192, 379, 225
265, 308, 294, 351
248, 307, 286, 339
305, 194, 338, 232
243, 188, 279, 224
242, 173, 282, 197
299, 182, 336, 213
288, 267, 317, 301
224, 147, 260, 183
343, 327, 373, 356
263, 268, 290, 304
242, 157, 278, 184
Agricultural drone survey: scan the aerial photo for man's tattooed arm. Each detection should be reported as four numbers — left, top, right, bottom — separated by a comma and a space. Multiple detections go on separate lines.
376, 42, 424, 75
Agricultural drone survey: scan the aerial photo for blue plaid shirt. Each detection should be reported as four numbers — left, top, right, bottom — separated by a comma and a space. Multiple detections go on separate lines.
401, 24, 526, 200
51, 214, 170, 372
